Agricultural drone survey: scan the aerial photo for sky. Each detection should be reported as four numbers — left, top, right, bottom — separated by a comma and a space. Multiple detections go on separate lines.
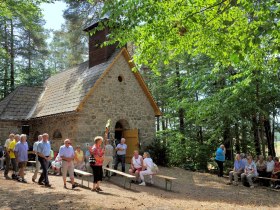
40, 1, 67, 31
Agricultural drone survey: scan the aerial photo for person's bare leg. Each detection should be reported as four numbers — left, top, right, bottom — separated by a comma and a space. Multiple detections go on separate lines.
70, 177, 74, 185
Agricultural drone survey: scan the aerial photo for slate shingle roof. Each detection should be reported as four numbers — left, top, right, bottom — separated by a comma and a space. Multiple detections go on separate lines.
0, 86, 44, 120
31, 51, 117, 118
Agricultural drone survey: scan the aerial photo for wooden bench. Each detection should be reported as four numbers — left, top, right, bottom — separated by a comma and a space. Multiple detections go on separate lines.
104, 167, 136, 189
74, 169, 92, 188
154, 174, 177, 191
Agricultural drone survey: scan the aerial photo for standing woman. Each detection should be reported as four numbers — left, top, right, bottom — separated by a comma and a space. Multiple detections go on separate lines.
215, 144, 226, 177
90, 129, 108, 191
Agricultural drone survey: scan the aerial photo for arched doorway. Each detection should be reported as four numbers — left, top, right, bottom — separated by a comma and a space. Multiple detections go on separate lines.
114, 119, 139, 163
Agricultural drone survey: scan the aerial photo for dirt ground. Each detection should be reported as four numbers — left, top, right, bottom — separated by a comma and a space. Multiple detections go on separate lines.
0, 166, 279, 210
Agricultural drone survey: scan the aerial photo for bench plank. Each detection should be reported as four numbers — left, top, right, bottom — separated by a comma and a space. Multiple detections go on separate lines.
104, 168, 135, 178
74, 169, 92, 176
256, 176, 280, 181
104, 167, 135, 188
155, 175, 177, 180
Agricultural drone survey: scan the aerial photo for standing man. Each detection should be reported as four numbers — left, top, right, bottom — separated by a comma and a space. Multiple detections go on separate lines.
4, 133, 14, 179
37, 133, 52, 187
9, 134, 20, 179
114, 138, 127, 173
32, 135, 42, 182
0, 143, 4, 170
14, 134, 28, 183
59, 139, 77, 189
103, 139, 114, 177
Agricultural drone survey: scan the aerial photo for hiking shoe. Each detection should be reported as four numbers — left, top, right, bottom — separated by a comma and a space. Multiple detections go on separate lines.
72, 184, 77, 189
139, 182, 146, 186
21, 179, 27, 183
233, 181, 238, 186
275, 185, 280, 189
4, 175, 11, 180
38, 182, 44, 185
96, 187, 103, 191
45, 183, 52, 187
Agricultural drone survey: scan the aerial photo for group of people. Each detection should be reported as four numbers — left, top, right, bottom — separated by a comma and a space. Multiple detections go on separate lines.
215, 144, 280, 189
128, 150, 157, 186
1, 130, 157, 191
2, 133, 29, 183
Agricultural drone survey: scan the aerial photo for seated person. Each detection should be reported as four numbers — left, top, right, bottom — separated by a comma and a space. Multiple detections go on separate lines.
271, 157, 280, 189
50, 154, 62, 175
129, 150, 143, 183
266, 155, 275, 186
256, 155, 267, 185
74, 145, 86, 171
241, 155, 258, 188
228, 154, 244, 185
139, 152, 155, 186
85, 146, 91, 172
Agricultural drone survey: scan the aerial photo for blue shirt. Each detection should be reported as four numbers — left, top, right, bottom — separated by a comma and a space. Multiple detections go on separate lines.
37, 141, 51, 156
59, 145, 74, 158
14, 142, 28, 162
116, 143, 127, 155
215, 148, 225, 162
234, 160, 244, 171
33, 141, 41, 152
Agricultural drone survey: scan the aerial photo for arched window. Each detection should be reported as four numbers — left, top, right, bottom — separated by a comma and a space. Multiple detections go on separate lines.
53, 130, 62, 139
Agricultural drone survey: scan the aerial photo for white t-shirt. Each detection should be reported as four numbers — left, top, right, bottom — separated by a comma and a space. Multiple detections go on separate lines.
266, 160, 275, 172
143, 157, 153, 170
132, 155, 142, 169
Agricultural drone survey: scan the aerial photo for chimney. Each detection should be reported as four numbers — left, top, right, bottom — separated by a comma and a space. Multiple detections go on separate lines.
84, 19, 118, 68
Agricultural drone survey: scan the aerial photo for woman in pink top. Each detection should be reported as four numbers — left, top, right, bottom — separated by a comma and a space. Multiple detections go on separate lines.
90, 129, 108, 191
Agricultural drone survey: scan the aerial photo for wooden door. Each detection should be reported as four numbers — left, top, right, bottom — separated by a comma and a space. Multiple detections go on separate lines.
123, 129, 139, 163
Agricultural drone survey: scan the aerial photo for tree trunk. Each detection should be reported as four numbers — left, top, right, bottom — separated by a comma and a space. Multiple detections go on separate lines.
175, 65, 185, 134
241, 121, 248, 154
223, 124, 232, 160
264, 117, 276, 157
156, 116, 160, 131
234, 123, 240, 154
10, 19, 15, 91
3, 22, 9, 97
259, 115, 266, 157
252, 115, 261, 155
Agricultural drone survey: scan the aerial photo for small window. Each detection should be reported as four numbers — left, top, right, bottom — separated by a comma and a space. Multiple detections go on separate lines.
118, 75, 123, 82
53, 130, 62, 139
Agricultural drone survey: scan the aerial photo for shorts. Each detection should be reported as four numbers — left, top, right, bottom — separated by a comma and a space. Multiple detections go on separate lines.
132, 168, 142, 173
18, 161, 27, 168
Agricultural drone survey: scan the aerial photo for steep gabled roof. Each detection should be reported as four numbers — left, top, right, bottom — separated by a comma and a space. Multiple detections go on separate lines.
31, 51, 118, 118
0, 86, 44, 120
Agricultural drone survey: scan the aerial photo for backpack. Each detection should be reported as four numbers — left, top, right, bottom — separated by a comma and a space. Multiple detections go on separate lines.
88, 155, 96, 167
151, 163, 159, 173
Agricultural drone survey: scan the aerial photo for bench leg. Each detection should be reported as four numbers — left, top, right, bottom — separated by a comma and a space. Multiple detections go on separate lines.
165, 180, 172, 191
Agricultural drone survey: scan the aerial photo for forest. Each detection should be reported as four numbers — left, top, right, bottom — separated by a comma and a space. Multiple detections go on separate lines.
0, 0, 279, 170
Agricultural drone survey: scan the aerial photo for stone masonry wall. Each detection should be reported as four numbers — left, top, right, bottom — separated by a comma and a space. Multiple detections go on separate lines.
0, 120, 22, 145
29, 114, 78, 152
76, 54, 156, 149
